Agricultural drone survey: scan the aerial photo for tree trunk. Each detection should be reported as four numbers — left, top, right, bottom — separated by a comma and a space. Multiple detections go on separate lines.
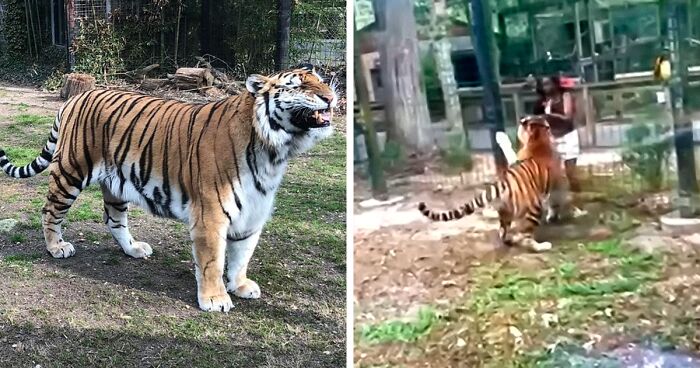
430, 0, 466, 140
275, 0, 293, 70
200, 0, 211, 55
60, 73, 96, 100
378, 0, 432, 152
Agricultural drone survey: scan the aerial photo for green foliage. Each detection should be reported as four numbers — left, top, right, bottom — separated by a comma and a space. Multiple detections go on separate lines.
441, 131, 472, 171
290, 0, 346, 69
421, 53, 445, 118
0, 0, 28, 58
72, 19, 125, 82
42, 70, 65, 92
360, 308, 441, 344
15, 114, 53, 126
381, 140, 405, 169
621, 122, 671, 191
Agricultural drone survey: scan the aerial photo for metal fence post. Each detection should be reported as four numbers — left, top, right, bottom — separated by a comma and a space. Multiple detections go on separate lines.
468, 0, 507, 172
667, 0, 699, 217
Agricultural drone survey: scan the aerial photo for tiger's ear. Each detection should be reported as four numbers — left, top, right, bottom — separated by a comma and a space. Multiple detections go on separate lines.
246, 74, 268, 94
296, 63, 315, 72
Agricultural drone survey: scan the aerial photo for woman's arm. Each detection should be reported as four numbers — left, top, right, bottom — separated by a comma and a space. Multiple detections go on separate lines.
545, 92, 574, 122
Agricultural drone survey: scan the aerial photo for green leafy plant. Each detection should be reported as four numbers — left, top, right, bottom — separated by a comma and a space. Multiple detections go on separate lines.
360, 307, 441, 344
441, 131, 472, 171
621, 122, 671, 190
71, 19, 125, 83
381, 140, 405, 169
42, 70, 65, 92
421, 53, 445, 118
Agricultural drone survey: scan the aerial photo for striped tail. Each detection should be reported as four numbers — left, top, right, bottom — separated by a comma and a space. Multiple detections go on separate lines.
0, 108, 62, 178
418, 182, 505, 222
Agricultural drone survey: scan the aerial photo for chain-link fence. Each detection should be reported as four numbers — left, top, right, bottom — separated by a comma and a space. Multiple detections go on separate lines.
356, 0, 700, 203
0, 0, 346, 81
0, 0, 6, 52
289, 0, 346, 70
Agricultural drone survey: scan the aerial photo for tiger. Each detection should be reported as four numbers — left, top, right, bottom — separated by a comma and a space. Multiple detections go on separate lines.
0, 64, 337, 312
495, 119, 583, 222
418, 116, 561, 251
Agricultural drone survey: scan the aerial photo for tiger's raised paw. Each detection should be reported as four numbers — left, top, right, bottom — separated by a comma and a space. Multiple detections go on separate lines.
495, 131, 511, 147
198, 292, 234, 312
531, 241, 553, 252
123, 241, 153, 259
228, 279, 261, 299
47, 241, 76, 259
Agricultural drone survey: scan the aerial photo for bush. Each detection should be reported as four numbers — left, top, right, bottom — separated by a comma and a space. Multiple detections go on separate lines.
441, 131, 472, 171
71, 19, 125, 83
621, 122, 671, 190
421, 53, 445, 120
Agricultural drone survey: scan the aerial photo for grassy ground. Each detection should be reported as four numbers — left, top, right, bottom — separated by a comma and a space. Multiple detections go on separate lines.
0, 87, 346, 367
355, 213, 700, 367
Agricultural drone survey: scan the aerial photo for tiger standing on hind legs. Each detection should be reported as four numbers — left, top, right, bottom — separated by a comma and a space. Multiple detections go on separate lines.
418, 116, 561, 252
0, 64, 337, 312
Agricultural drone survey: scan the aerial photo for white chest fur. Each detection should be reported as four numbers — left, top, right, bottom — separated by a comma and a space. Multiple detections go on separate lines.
226, 148, 287, 239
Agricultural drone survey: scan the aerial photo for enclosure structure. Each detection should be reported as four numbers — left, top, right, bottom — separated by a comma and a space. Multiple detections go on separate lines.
355, 0, 700, 214
0, 0, 346, 80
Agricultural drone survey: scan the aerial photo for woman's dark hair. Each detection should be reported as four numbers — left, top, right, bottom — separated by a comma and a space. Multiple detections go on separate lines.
532, 77, 546, 114
543, 75, 565, 93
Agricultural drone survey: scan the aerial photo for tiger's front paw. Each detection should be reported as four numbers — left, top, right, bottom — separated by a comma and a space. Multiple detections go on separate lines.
227, 279, 261, 299
123, 241, 152, 259
198, 292, 234, 312
47, 241, 75, 259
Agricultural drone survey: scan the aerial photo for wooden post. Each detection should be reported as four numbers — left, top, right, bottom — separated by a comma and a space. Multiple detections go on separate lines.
583, 85, 596, 146
512, 91, 523, 122
355, 26, 387, 198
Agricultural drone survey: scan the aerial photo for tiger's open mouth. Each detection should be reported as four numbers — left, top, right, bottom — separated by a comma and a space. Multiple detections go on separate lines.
293, 108, 333, 129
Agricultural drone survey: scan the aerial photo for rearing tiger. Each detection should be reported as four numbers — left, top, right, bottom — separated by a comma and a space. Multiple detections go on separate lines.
418, 116, 560, 251
0, 64, 336, 312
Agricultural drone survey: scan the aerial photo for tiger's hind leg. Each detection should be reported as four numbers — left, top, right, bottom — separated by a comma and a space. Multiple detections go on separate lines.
497, 207, 514, 245
42, 170, 82, 258
100, 185, 152, 259
513, 201, 552, 252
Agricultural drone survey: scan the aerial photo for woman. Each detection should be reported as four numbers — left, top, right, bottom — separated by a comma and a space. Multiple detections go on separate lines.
534, 75, 581, 192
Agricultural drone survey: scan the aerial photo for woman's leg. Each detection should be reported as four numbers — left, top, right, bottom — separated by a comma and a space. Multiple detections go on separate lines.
564, 158, 580, 192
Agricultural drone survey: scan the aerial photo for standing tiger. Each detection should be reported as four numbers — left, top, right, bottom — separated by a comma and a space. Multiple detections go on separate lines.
0, 64, 336, 312
418, 116, 560, 251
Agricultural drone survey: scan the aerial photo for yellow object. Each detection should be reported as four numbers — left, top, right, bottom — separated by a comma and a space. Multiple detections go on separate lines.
654, 56, 671, 81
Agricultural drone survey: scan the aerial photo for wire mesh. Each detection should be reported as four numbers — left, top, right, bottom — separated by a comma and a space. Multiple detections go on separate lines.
0, 0, 6, 52
289, 0, 346, 70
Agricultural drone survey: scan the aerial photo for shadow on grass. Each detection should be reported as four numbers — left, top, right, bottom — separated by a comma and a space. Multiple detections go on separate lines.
0, 319, 341, 368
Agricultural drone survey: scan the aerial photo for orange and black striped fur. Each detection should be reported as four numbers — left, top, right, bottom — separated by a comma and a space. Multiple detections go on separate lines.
418, 117, 561, 251
0, 64, 337, 311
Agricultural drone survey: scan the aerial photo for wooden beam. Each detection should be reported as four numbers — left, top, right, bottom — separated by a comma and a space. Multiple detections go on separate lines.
582, 85, 595, 146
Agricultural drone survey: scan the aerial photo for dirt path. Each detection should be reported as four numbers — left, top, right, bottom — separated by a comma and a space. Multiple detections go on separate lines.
0, 85, 347, 367
354, 176, 700, 367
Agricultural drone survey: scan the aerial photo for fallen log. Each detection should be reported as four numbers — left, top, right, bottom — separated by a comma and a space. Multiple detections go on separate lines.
174, 67, 214, 87
140, 78, 170, 91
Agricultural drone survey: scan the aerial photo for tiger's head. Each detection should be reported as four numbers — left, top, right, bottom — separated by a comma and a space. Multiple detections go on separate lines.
246, 64, 336, 148
517, 115, 556, 158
